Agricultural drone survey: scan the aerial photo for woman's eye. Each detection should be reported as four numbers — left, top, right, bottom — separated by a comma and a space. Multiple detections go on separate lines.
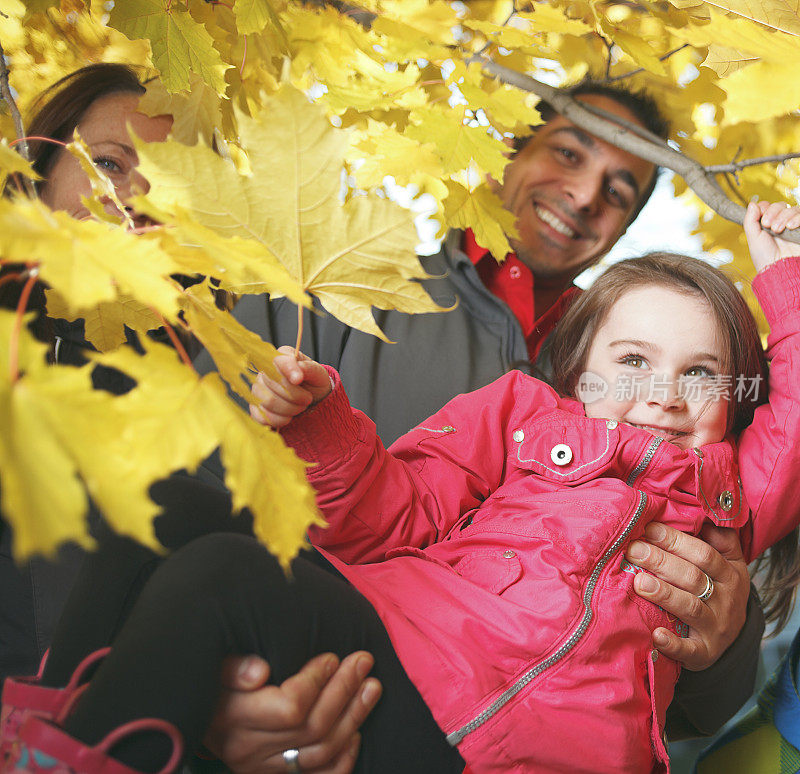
557, 147, 577, 162
685, 366, 713, 378
93, 156, 122, 174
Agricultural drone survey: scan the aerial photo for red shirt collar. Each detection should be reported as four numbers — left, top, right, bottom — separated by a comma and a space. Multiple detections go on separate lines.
462, 229, 579, 363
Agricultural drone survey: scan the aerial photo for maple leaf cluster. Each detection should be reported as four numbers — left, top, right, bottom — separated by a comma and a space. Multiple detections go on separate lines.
0, 0, 797, 561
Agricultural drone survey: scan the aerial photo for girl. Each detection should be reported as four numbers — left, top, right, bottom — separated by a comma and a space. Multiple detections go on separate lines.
5, 198, 800, 774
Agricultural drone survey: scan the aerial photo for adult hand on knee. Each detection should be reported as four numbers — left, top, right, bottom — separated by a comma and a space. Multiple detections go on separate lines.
203, 651, 382, 773
625, 523, 749, 671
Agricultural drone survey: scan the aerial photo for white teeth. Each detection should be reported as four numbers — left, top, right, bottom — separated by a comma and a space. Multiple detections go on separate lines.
534, 205, 576, 238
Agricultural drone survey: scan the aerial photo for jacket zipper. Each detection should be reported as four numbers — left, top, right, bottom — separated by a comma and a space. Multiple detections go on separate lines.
446, 436, 662, 747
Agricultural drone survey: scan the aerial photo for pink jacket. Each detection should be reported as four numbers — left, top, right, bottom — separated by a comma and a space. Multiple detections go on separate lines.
281, 257, 800, 773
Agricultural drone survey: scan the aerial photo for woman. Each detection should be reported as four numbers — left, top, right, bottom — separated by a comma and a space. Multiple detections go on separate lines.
0, 63, 380, 774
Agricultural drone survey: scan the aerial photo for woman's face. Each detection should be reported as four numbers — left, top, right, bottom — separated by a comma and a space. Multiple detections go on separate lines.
40, 92, 172, 226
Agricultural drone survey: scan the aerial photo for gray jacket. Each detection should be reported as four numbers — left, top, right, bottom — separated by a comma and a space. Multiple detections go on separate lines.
199, 229, 764, 739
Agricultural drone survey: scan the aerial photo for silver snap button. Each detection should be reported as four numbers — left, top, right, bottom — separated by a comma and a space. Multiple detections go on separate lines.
512, 430, 524, 442
502, 550, 516, 559
718, 491, 734, 511
606, 419, 618, 429
441, 426, 455, 433
550, 443, 573, 466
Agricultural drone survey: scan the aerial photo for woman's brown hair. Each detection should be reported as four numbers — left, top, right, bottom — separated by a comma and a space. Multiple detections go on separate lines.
24, 63, 146, 193
551, 252, 799, 631
2, 64, 148, 340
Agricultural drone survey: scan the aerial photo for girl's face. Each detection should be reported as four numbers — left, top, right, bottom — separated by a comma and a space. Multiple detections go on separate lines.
581, 284, 729, 449
41, 92, 172, 225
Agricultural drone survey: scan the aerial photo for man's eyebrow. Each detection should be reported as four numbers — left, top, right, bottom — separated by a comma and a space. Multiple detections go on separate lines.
548, 126, 641, 197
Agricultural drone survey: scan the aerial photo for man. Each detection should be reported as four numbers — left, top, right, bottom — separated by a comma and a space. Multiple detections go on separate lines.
200, 81, 762, 771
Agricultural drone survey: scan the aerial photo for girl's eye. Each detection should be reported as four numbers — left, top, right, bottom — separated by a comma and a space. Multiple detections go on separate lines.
621, 354, 647, 369
93, 156, 123, 174
685, 366, 714, 378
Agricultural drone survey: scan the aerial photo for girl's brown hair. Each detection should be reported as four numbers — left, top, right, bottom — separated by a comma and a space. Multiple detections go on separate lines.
551, 252, 798, 630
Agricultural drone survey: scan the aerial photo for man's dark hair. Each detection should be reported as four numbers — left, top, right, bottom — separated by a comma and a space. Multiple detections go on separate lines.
513, 79, 669, 225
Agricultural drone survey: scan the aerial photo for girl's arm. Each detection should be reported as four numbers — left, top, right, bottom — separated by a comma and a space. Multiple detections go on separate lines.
738, 200, 800, 560
253, 353, 542, 564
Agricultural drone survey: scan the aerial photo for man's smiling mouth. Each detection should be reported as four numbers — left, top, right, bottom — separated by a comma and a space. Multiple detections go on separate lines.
534, 204, 578, 239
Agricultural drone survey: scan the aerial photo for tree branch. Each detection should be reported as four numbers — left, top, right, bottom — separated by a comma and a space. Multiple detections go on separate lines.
606, 44, 690, 83
473, 56, 800, 244
0, 38, 36, 198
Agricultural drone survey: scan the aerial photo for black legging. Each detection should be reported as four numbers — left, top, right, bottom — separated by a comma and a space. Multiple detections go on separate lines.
40, 475, 464, 774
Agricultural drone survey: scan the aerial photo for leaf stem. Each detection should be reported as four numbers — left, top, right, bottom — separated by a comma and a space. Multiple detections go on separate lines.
295, 304, 303, 356
0, 271, 22, 290
10, 269, 39, 383
10, 136, 68, 148
155, 311, 195, 371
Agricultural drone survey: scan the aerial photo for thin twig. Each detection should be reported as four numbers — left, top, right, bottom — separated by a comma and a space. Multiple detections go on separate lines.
606, 44, 690, 83
603, 38, 614, 82
707, 153, 800, 174
0, 38, 36, 198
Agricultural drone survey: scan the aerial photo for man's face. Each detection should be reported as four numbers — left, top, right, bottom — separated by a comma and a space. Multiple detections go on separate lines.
497, 94, 656, 284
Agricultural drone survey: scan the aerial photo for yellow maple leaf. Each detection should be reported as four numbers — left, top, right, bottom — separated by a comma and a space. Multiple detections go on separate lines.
205, 375, 324, 567
66, 130, 133, 228
150, 211, 308, 303
135, 85, 445, 340
452, 62, 541, 133
670, 9, 800, 61
703, 45, 757, 77
46, 289, 161, 353
699, 0, 800, 36
108, 0, 229, 94
0, 138, 40, 190
722, 59, 800, 122
596, 17, 667, 76
0, 365, 98, 558
139, 75, 223, 146
443, 181, 518, 261
516, 5, 594, 36
349, 122, 448, 199
94, 340, 320, 565
180, 282, 281, 402
405, 105, 510, 181
233, 0, 284, 35
0, 198, 181, 318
